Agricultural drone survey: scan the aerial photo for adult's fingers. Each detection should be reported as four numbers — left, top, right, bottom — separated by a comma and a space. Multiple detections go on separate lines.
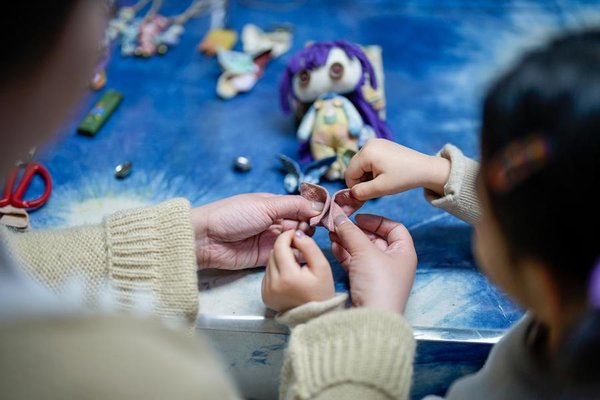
331, 241, 350, 270
292, 231, 330, 274
264, 195, 324, 222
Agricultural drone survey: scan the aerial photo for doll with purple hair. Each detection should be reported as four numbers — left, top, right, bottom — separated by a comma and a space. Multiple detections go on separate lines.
280, 40, 392, 180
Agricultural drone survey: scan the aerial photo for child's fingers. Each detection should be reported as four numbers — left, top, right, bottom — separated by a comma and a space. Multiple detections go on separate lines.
386, 223, 416, 252
292, 248, 306, 263
329, 231, 340, 244
345, 150, 373, 189
350, 177, 391, 201
355, 214, 403, 241
334, 216, 375, 255
280, 219, 315, 236
331, 241, 351, 269
331, 230, 379, 245
299, 221, 316, 237
262, 262, 270, 293
273, 230, 299, 275
292, 231, 330, 274
266, 251, 279, 279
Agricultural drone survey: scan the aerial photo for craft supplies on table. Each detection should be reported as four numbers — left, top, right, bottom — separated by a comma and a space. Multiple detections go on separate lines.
0, 148, 52, 230
114, 162, 133, 179
77, 90, 123, 136
233, 156, 252, 172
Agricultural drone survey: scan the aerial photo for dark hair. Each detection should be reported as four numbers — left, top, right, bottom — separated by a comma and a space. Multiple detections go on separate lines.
481, 30, 600, 384
0, 1, 79, 85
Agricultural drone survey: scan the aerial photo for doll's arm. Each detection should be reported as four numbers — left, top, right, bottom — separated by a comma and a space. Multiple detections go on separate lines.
297, 105, 317, 142
340, 96, 364, 137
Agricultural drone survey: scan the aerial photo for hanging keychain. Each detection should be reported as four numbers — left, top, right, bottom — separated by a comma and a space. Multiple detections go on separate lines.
156, 0, 208, 54
90, 0, 118, 90
107, 0, 149, 45
135, 0, 167, 57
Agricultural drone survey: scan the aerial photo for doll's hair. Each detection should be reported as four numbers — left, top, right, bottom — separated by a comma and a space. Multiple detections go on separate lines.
0, 1, 80, 85
279, 40, 392, 139
481, 30, 600, 384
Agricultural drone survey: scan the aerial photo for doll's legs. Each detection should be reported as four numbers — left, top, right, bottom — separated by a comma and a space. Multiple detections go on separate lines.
310, 142, 358, 181
311, 124, 359, 180
311, 142, 337, 159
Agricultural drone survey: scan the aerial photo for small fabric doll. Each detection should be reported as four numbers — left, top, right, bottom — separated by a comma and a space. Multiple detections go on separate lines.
296, 92, 364, 179
280, 40, 392, 179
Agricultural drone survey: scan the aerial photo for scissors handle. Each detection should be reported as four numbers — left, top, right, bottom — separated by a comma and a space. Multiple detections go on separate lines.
0, 169, 18, 207
9, 163, 52, 209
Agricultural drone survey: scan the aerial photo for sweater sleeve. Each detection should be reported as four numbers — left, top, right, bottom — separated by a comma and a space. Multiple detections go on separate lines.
276, 293, 349, 328
280, 308, 416, 400
424, 144, 482, 225
0, 315, 241, 400
0, 199, 199, 325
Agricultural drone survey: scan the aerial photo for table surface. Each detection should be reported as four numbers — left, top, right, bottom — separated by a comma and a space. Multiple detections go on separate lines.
27, 0, 595, 343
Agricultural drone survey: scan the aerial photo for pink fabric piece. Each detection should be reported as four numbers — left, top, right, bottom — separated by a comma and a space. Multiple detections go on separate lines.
300, 182, 364, 231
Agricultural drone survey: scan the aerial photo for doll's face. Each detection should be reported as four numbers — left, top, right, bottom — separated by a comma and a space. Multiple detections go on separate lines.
293, 47, 363, 103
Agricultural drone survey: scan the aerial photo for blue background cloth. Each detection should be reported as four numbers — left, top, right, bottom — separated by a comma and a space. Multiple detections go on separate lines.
23, 0, 598, 396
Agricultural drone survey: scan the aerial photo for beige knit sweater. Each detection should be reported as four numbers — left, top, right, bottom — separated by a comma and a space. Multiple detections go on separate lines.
0, 144, 480, 399
1, 199, 199, 325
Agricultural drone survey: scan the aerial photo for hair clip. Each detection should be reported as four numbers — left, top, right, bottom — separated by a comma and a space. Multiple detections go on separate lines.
486, 133, 554, 193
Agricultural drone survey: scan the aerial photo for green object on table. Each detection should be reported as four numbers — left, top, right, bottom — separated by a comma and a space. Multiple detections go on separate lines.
77, 89, 123, 136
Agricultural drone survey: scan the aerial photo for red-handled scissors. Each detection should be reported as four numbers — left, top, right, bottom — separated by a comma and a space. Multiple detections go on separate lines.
0, 148, 52, 210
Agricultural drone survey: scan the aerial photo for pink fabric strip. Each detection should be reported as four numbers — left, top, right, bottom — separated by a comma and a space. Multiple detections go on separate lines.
300, 182, 364, 231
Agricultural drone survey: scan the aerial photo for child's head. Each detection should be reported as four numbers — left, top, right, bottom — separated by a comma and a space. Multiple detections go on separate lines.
475, 29, 600, 377
0, 1, 105, 173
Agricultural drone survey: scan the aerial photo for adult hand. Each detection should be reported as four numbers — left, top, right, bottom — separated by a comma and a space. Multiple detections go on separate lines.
262, 230, 335, 312
345, 138, 451, 201
192, 193, 324, 269
329, 213, 417, 314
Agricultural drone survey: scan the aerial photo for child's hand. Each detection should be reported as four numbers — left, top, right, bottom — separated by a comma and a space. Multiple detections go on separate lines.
345, 138, 451, 201
329, 214, 417, 314
262, 230, 335, 312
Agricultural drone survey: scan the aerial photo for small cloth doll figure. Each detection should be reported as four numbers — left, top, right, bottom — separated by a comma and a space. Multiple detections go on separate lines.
297, 92, 364, 179
280, 40, 392, 179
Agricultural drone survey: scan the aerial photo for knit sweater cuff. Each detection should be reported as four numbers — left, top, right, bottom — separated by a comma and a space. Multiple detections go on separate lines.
104, 199, 199, 325
424, 144, 481, 225
281, 308, 415, 399
276, 293, 348, 328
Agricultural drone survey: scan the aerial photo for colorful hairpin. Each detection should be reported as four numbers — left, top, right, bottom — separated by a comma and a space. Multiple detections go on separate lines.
486, 133, 554, 193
